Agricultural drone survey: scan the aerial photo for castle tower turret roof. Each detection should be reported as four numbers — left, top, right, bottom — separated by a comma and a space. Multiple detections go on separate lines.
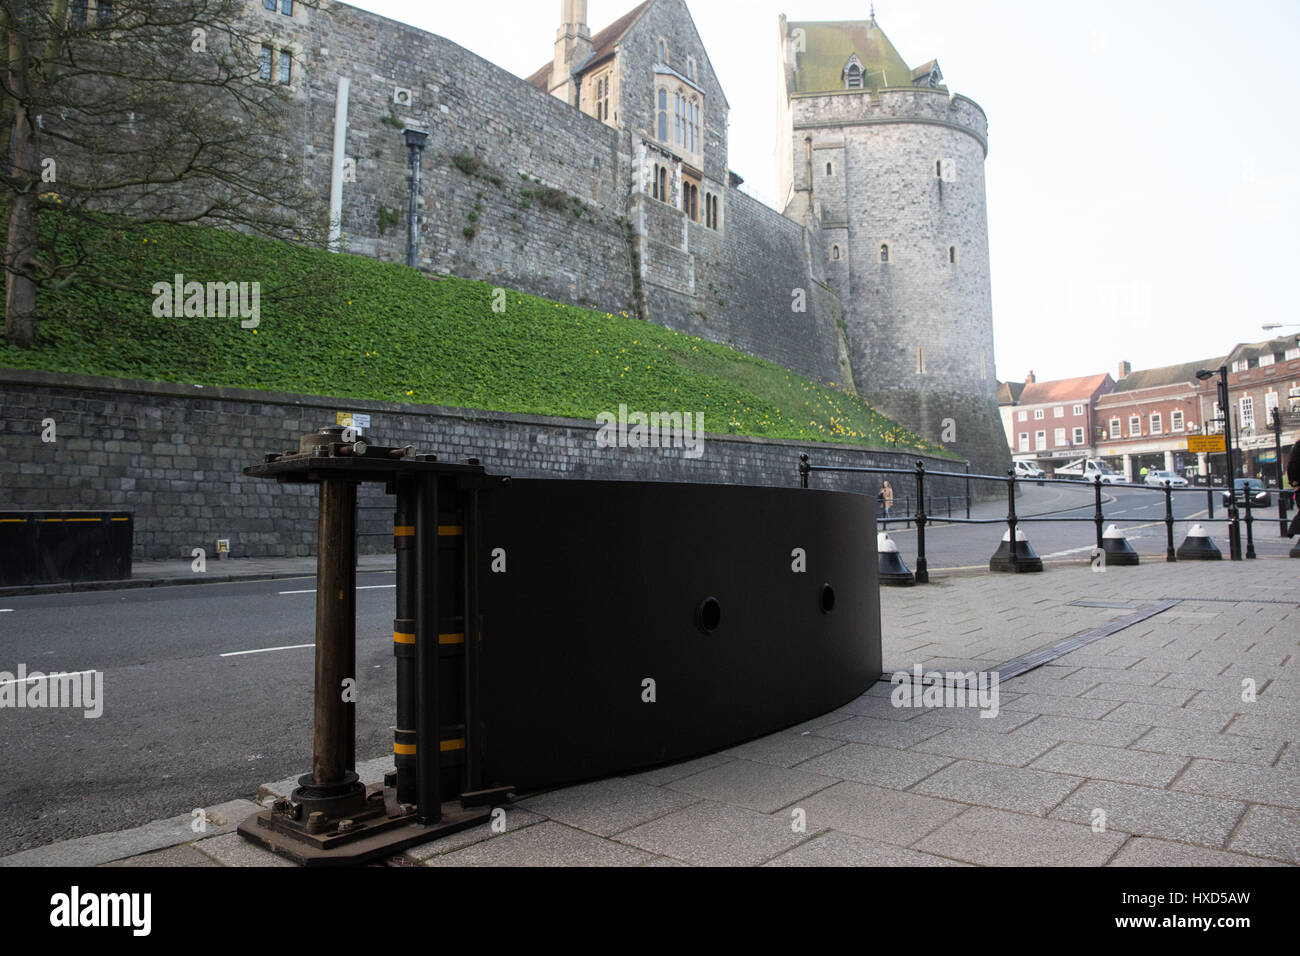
786, 18, 936, 94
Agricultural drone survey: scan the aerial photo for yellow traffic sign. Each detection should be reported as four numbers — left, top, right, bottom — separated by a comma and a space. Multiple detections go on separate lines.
1187, 435, 1227, 454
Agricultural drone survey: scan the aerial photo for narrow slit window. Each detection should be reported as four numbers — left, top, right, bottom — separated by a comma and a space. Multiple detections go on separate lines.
278, 50, 292, 85
948, 246, 957, 264
880, 244, 890, 263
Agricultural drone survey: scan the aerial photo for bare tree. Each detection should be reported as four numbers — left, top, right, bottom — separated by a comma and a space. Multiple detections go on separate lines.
2, 0, 328, 347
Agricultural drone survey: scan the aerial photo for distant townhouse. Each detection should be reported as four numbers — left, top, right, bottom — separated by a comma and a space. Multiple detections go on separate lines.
1095, 359, 1222, 481
1221, 335, 1300, 480
1000, 371, 1114, 465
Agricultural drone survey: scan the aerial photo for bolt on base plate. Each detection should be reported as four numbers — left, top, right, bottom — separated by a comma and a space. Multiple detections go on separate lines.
236, 785, 496, 866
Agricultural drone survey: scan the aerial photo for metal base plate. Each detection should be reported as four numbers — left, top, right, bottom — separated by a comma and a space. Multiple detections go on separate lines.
237, 798, 494, 866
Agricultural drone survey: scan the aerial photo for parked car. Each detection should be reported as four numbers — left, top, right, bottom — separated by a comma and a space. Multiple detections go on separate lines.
1143, 470, 1188, 488
1222, 478, 1271, 509
1013, 460, 1046, 481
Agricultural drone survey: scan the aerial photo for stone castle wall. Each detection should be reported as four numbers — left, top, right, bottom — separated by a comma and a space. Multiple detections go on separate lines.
238, 0, 845, 388
0, 370, 970, 561
790, 88, 1007, 474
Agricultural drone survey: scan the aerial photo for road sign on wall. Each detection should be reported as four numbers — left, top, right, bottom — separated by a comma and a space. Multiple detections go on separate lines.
1187, 435, 1227, 454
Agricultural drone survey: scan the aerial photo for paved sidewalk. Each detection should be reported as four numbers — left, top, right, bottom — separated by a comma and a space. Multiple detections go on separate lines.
5, 559, 1297, 867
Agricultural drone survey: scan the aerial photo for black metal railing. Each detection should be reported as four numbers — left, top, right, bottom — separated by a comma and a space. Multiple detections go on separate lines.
797, 455, 1295, 581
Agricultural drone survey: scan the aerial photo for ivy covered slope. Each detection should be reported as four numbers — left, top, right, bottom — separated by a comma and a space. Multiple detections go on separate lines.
0, 214, 951, 455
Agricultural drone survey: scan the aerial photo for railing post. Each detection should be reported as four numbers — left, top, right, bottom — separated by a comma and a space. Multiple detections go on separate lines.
1206, 468, 1215, 520
1164, 482, 1177, 562
1006, 468, 1018, 550
799, 453, 810, 489
965, 463, 972, 520
1244, 488, 1256, 559
914, 461, 929, 584
1094, 475, 1104, 550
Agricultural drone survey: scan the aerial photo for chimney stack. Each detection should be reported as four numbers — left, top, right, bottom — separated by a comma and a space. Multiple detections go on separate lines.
550, 0, 592, 106
1025, 370, 1036, 384
1117, 360, 1132, 380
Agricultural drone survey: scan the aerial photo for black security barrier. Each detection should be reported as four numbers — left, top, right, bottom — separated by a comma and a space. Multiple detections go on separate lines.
238, 428, 882, 864
798, 455, 1270, 579
0, 512, 133, 587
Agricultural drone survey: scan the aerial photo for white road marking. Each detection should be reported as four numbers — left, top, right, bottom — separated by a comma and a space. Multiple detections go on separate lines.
0, 668, 97, 688
0, 609, 12, 613
220, 643, 315, 658
278, 585, 396, 595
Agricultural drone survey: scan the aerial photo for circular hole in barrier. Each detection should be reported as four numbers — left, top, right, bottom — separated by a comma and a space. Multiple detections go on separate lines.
696, 596, 722, 634
820, 584, 836, 614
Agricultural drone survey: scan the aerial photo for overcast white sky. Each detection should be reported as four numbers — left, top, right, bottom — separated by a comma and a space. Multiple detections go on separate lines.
347, 0, 1300, 386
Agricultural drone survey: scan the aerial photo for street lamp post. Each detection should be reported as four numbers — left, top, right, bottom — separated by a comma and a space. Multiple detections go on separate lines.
1197, 366, 1242, 560
403, 128, 430, 270
1273, 407, 1288, 537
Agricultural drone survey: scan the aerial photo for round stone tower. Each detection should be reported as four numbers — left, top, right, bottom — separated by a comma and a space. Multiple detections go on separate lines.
778, 15, 1009, 476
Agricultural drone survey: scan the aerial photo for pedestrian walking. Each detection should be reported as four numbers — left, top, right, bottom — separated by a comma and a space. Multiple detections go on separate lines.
880, 480, 895, 521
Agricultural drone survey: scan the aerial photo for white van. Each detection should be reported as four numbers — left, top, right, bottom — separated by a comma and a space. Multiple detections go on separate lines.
1013, 460, 1046, 480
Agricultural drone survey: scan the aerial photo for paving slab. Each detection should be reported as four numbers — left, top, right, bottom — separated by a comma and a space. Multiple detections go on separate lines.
1129, 726, 1285, 767
1011, 714, 1152, 748
516, 778, 699, 837
100, 844, 222, 867
427, 822, 652, 867
404, 808, 547, 862
1173, 759, 1300, 809
192, 832, 297, 867
1003, 693, 1122, 719
808, 714, 947, 749
1108, 838, 1291, 867
1102, 702, 1236, 734
1050, 780, 1245, 847
765, 831, 968, 867
665, 758, 837, 813
615, 802, 814, 866
1030, 741, 1188, 788
911, 727, 1060, 767
0, 799, 259, 867
720, 731, 845, 767
792, 780, 967, 847
915, 807, 1125, 866
623, 753, 735, 787
1225, 806, 1300, 864
794, 743, 952, 791
910, 759, 1084, 817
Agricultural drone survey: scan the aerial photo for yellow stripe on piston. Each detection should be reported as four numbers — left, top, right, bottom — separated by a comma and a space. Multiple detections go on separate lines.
438, 633, 465, 645
393, 742, 417, 755
440, 738, 466, 752
393, 631, 415, 645
438, 525, 463, 537
393, 526, 414, 537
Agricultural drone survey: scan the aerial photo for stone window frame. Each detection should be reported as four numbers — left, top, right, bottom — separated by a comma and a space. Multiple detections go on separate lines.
682, 178, 699, 222
948, 245, 958, 265
936, 158, 955, 182
651, 162, 669, 203
704, 192, 721, 231
916, 347, 926, 375
658, 38, 669, 63
258, 43, 274, 82
591, 70, 614, 124
686, 55, 698, 82
830, 244, 840, 261
658, 78, 704, 162
842, 54, 865, 89
826, 161, 833, 176
879, 242, 890, 264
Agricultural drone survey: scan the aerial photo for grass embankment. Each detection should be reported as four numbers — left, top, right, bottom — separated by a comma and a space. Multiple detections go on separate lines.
0, 209, 950, 454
